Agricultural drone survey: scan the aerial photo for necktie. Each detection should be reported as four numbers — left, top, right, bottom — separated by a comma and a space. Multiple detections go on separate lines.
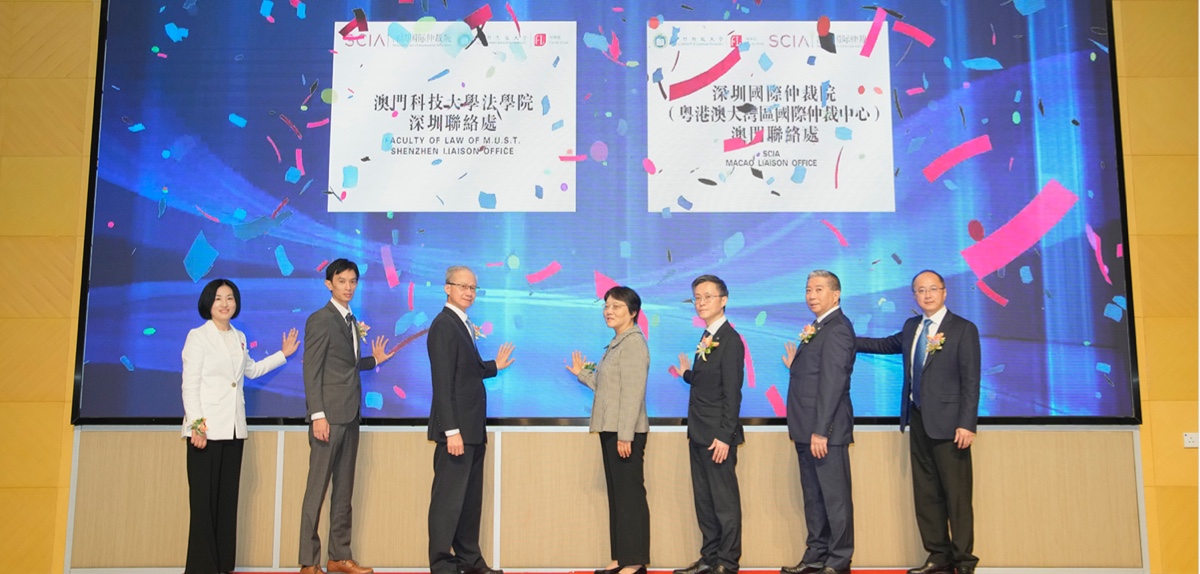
467, 319, 478, 349
912, 318, 932, 408
346, 313, 359, 356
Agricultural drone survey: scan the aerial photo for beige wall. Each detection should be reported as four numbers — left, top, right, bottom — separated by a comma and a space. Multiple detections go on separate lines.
0, 1, 1194, 572
70, 428, 1142, 570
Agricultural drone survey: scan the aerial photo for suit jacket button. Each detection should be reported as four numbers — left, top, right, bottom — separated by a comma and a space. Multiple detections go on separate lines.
231, 382, 236, 387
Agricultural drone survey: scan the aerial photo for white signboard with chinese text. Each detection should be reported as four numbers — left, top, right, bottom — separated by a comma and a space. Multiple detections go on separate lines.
329, 21, 577, 212
647, 21, 894, 213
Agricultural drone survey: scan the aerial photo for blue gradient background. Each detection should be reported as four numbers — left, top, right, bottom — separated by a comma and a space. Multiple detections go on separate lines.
77, 0, 1135, 421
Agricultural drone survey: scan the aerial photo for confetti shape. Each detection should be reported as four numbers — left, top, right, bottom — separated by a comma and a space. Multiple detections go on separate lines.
765, 385, 785, 417
183, 231, 219, 283
922, 135, 992, 182
228, 113, 248, 128
525, 260, 562, 284
381, 245, 401, 288
364, 391, 383, 410
960, 180, 1078, 280
478, 191, 497, 209
723, 129, 764, 152
275, 245, 295, 276
892, 20, 934, 47
1084, 224, 1113, 285
393, 385, 407, 399
820, 219, 850, 247
859, 7, 887, 58
120, 356, 135, 372
669, 47, 741, 101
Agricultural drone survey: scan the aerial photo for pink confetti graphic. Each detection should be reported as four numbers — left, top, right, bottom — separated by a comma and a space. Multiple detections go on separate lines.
859, 7, 887, 57
505, 3, 521, 35
1116, 243, 1124, 258
266, 136, 281, 162
893, 20, 935, 47
642, 158, 658, 174
407, 281, 415, 311
525, 260, 562, 283
316, 259, 330, 272
692, 315, 707, 328
480, 321, 494, 336
765, 385, 786, 417
723, 129, 764, 152
279, 114, 303, 139
295, 148, 306, 175
485, 261, 504, 267
381, 245, 401, 288
922, 135, 992, 182
669, 47, 741, 101
961, 179, 1077, 280
976, 279, 1009, 307
463, 4, 493, 29
905, 87, 926, 95
668, 365, 682, 378
306, 118, 330, 128
558, 154, 587, 162
393, 385, 407, 399
270, 197, 289, 219
249, 341, 258, 349
1084, 224, 1113, 285
195, 205, 221, 223
337, 8, 368, 38
820, 219, 850, 247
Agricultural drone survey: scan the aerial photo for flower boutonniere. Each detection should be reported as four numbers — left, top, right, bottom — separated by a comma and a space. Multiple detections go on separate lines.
799, 323, 820, 344
357, 321, 370, 341
472, 324, 486, 340
926, 332, 946, 354
582, 362, 597, 373
189, 418, 207, 435
696, 336, 720, 361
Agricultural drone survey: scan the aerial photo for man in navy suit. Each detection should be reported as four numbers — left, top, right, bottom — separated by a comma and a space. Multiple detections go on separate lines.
673, 275, 745, 574
855, 270, 980, 574
427, 265, 515, 574
780, 270, 856, 574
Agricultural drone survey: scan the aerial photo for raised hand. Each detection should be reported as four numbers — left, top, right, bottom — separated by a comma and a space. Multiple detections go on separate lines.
782, 341, 798, 368
565, 350, 588, 376
371, 335, 397, 366
281, 328, 300, 357
495, 341, 516, 370
678, 352, 692, 374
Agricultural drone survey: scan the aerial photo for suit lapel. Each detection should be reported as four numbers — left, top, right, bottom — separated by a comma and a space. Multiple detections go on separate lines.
921, 311, 952, 369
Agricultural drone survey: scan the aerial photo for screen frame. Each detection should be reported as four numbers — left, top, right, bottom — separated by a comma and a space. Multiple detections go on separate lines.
70, 0, 1141, 427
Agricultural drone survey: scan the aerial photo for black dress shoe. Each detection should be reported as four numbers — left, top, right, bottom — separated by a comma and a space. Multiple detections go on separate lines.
620, 567, 648, 574
711, 565, 737, 574
817, 567, 850, 574
673, 560, 712, 574
955, 567, 975, 574
462, 567, 502, 574
908, 561, 953, 574
781, 563, 823, 574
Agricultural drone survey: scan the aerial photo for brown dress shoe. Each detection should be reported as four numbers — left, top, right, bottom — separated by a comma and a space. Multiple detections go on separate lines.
328, 559, 374, 574
299, 566, 326, 574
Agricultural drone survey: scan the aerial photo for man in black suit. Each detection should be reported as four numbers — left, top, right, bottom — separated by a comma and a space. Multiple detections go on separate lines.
673, 275, 745, 574
427, 266, 515, 574
780, 270, 856, 574
855, 270, 980, 574
299, 258, 396, 574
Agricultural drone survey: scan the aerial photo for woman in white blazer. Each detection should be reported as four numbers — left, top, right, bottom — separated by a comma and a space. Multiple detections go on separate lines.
181, 279, 298, 574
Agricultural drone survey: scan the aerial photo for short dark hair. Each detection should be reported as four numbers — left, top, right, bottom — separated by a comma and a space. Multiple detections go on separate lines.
911, 269, 946, 289
325, 258, 360, 282
604, 285, 642, 322
198, 279, 241, 320
808, 269, 841, 291
691, 274, 729, 298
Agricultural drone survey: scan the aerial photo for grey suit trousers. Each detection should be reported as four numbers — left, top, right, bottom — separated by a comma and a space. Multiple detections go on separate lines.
298, 419, 360, 565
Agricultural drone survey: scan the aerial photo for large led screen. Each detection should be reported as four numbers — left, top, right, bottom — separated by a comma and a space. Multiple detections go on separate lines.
75, 0, 1137, 422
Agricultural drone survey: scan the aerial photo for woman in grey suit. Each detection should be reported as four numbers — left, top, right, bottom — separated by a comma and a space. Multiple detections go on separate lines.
566, 286, 651, 574
181, 279, 298, 574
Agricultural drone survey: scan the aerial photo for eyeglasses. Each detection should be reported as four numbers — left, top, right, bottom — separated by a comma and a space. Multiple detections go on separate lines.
447, 283, 478, 292
913, 287, 944, 296
603, 303, 627, 311
693, 294, 723, 303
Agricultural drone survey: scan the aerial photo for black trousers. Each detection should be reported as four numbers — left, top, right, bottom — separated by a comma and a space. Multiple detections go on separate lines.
688, 439, 742, 570
185, 438, 244, 574
795, 442, 853, 570
599, 432, 651, 566
429, 441, 488, 574
909, 407, 977, 569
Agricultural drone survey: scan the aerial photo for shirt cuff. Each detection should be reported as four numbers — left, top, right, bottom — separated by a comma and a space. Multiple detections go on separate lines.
311, 412, 326, 420
445, 429, 460, 437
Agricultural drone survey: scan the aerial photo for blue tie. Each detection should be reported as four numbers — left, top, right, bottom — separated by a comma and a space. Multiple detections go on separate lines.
912, 318, 932, 408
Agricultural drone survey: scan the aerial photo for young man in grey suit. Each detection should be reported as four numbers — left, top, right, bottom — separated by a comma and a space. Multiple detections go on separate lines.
298, 258, 396, 574
674, 275, 745, 574
781, 270, 856, 574
427, 266, 514, 574
856, 270, 980, 574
